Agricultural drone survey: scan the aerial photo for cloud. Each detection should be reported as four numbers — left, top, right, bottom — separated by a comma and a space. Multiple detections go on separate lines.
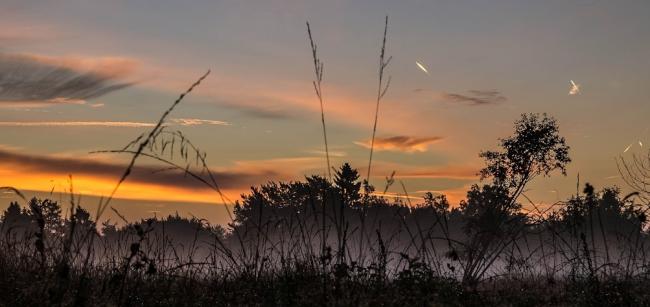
0, 121, 156, 128
363, 160, 479, 181
219, 98, 296, 119
441, 89, 506, 106
354, 136, 444, 153
131, 65, 297, 120
0, 118, 230, 128
0, 146, 478, 205
394, 167, 478, 180
0, 53, 138, 106
0, 148, 273, 191
305, 149, 347, 158
171, 118, 230, 126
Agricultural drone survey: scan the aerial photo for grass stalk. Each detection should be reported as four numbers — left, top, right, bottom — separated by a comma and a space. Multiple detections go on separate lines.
366, 15, 392, 185
306, 22, 332, 181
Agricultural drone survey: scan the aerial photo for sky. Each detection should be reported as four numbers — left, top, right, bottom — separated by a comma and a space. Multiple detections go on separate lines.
1, 0, 650, 225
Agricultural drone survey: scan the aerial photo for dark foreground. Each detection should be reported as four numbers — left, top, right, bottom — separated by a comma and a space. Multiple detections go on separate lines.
2, 261, 650, 306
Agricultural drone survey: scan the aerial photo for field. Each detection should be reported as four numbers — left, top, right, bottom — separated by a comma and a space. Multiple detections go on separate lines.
2, 105, 650, 306
3, 14, 650, 307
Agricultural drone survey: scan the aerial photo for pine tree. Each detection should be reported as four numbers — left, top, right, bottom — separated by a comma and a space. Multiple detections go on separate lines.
334, 163, 361, 206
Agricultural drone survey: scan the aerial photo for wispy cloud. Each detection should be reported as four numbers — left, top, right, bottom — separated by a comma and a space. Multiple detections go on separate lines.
0, 118, 230, 128
305, 149, 348, 158
0, 121, 156, 128
441, 89, 506, 106
0, 146, 477, 204
0, 148, 271, 191
222, 100, 296, 119
355, 136, 443, 153
394, 168, 478, 180
171, 118, 230, 126
0, 53, 138, 106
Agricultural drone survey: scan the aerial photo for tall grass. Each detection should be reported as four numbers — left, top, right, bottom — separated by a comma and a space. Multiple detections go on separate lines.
366, 15, 392, 185
2, 18, 650, 307
96, 70, 211, 220
3, 174, 650, 305
306, 22, 332, 181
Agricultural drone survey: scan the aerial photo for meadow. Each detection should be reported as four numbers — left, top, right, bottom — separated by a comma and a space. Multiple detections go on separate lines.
3, 107, 650, 306
2, 19, 650, 307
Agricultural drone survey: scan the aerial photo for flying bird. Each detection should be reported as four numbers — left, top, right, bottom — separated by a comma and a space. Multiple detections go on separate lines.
416, 61, 430, 75
640, 141, 644, 147
568, 80, 580, 95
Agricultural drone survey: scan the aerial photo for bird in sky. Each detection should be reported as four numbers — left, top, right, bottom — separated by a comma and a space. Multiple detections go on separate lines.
569, 80, 580, 95
416, 61, 430, 75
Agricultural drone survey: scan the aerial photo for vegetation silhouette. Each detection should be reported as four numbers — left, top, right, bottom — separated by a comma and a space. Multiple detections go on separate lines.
2, 112, 650, 305
1, 17, 649, 307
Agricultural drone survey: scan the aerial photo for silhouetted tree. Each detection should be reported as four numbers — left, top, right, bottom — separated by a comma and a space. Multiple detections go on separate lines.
1, 201, 32, 243
1, 201, 29, 226
480, 113, 570, 197
461, 184, 523, 237
334, 163, 361, 206
455, 113, 570, 285
65, 206, 97, 243
422, 193, 450, 216
557, 184, 645, 238
28, 198, 63, 234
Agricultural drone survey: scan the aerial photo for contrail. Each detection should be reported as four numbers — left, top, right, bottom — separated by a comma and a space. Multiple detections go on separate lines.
624, 144, 632, 153
416, 61, 430, 75
569, 80, 580, 95
172, 118, 230, 126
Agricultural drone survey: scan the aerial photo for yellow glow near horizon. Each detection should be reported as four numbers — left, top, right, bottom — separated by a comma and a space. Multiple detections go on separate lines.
0, 167, 243, 205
